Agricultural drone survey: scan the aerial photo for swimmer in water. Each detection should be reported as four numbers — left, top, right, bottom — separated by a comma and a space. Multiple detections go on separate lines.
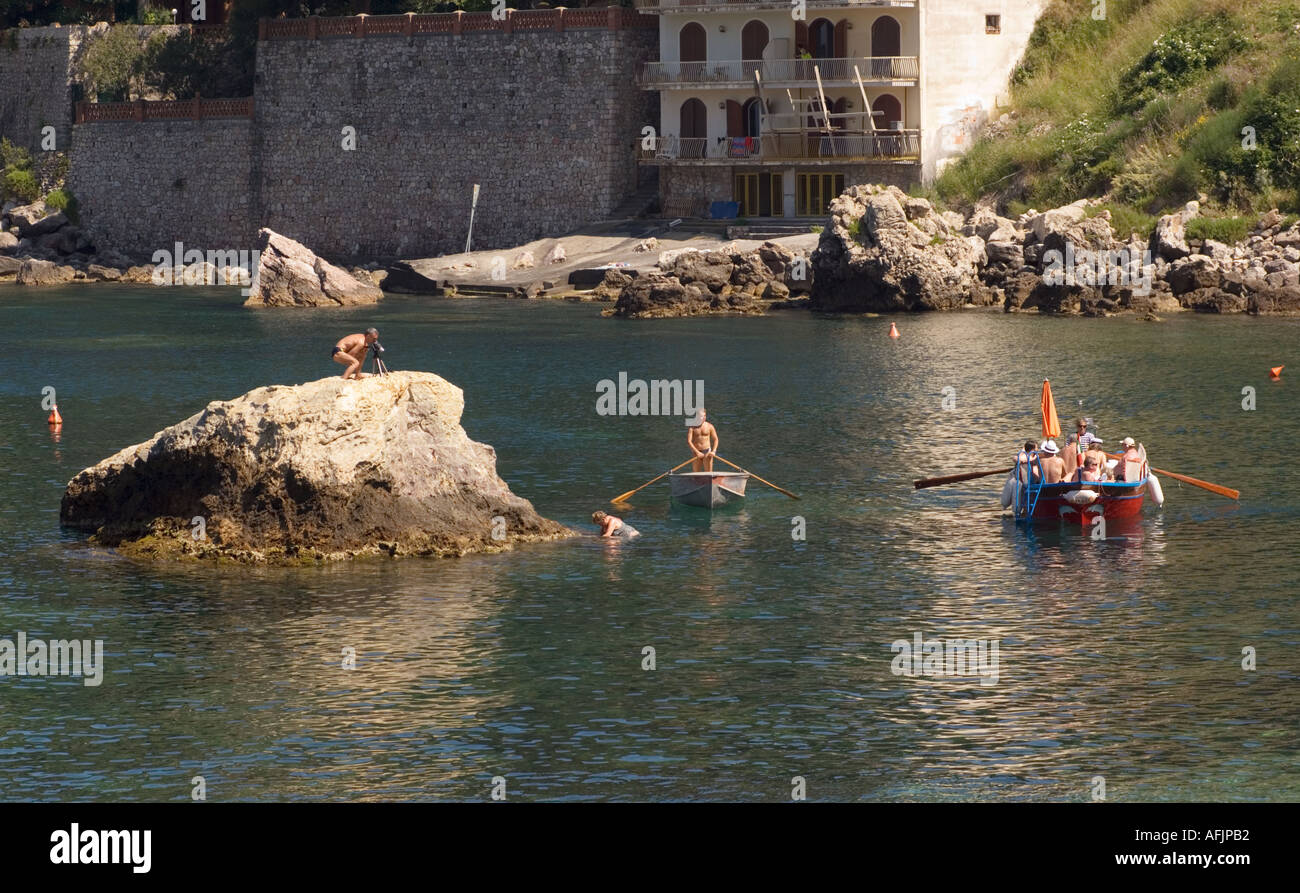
592, 511, 639, 539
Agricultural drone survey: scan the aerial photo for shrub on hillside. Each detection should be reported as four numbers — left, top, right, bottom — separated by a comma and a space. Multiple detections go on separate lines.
0, 137, 32, 172
2, 167, 40, 203
1186, 217, 1250, 244
1118, 15, 1247, 114
80, 26, 147, 102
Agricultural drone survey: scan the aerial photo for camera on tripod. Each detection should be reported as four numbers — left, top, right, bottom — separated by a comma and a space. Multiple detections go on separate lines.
368, 340, 389, 376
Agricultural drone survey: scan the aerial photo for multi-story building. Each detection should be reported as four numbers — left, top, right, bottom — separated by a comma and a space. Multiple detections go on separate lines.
635, 0, 1047, 218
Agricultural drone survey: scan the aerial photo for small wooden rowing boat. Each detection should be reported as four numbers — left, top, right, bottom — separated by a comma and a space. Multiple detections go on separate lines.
669, 471, 749, 508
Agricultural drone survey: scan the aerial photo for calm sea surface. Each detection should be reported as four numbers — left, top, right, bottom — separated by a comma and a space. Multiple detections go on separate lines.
1, 286, 1297, 802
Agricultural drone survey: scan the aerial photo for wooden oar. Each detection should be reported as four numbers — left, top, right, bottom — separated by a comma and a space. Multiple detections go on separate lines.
611, 458, 695, 504
913, 467, 1014, 490
714, 455, 800, 499
1106, 453, 1239, 500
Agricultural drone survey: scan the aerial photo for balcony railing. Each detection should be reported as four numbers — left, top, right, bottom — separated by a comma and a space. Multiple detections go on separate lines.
639, 131, 921, 163
639, 56, 918, 87
634, 0, 916, 11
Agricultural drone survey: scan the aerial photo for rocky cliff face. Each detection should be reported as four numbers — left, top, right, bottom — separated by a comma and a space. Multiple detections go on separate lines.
60, 371, 571, 562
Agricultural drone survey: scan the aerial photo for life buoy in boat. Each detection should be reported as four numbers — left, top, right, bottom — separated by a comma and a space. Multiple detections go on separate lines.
1147, 472, 1164, 506
1000, 473, 1015, 509
1064, 489, 1099, 506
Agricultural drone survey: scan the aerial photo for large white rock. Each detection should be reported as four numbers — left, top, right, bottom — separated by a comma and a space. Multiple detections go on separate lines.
244, 228, 383, 307
60, 371, 571, 562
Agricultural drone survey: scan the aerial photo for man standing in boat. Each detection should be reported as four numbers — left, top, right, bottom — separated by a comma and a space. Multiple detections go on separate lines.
687, 408, 719, 472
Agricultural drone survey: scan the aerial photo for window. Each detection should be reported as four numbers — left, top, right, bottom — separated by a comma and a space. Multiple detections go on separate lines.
985, 14, 1001, 34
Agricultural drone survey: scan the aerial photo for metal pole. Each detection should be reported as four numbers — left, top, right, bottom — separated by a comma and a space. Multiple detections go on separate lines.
465, 183, 480, 255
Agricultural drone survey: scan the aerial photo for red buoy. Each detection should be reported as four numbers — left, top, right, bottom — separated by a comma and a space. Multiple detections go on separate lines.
889, 322, 900, 339
1270, 365, 1284, 379
47, 405, 62, 426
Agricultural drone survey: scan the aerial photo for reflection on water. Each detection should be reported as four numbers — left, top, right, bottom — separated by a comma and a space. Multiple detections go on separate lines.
0, 289, 1297, 801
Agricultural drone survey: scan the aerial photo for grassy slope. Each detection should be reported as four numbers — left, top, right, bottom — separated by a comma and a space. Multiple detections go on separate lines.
929, 0, 1300, 239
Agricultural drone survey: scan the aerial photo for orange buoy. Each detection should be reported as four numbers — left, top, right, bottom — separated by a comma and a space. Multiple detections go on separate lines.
888, 322, 900, 339
1270, 365, 1284, 379
47, 405, 62, 426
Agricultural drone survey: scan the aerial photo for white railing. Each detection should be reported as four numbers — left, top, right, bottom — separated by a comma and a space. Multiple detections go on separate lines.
639, 56, 919, 86
639, 130, 921, 162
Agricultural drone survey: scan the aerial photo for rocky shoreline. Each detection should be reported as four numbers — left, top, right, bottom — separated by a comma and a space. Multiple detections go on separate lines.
6, 188, 1298, 317
600, 186, 1300, 318
0, 201, 386, 298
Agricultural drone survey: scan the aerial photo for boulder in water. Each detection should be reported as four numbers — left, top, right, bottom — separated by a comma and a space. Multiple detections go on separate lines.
244, 228, 383, 307
60, 371, 572, 562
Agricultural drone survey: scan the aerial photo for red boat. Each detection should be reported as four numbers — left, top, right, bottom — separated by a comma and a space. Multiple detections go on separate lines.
1004, 450, 1161, 528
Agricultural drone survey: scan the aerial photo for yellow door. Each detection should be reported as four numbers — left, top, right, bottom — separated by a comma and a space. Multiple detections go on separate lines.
796, 173, 844, 216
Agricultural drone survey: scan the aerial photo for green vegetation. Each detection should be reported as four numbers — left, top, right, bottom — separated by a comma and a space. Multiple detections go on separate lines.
1, 136, 37, 202
43, 186, 77, 219
80, 24, 144, 101
935, 0, 1300, 234
0, 135, 74, 213
1185, 216, 1250, 244
2, 166, 38, 203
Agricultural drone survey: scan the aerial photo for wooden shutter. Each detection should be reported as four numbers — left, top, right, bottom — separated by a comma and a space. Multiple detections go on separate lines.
726, 100, 745, 138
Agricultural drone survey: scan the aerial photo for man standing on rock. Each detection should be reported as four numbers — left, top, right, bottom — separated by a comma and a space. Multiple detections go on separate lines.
332, 328, 379, 380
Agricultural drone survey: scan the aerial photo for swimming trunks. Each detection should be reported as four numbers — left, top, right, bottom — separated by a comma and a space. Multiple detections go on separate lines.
332, 346, 343, 356
611, 524, 639, 538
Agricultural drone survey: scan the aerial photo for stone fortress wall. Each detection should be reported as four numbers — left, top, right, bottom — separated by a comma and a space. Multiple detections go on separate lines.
0, 25, 86, 153
25, 11, 659, 261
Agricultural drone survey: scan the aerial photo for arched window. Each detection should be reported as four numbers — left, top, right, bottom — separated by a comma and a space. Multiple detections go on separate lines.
741, 20, 768, 61
872, 93, 903, 129
679, 22, 707, 62
809, 18, 834, 59
872, 15, 901, 57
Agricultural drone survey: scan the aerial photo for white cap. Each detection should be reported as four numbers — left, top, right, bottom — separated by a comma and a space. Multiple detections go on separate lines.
1040, 439, 1060, 454
1121, 437, 1136, 447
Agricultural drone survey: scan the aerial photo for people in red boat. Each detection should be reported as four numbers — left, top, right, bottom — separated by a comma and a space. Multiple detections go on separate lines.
1116, 436, 1143, 481
1038, 440, 1065, 483
1077, 455, 1103, 482
1016, 440, 1040, 482
1061, 432, 1081, 480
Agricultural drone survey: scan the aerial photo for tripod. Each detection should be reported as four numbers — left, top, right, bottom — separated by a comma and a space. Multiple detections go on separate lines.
368, 344, 390, 377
